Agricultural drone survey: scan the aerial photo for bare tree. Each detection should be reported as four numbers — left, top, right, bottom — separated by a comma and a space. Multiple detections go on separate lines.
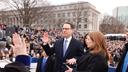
73, 2, 89, 30
2, 0, 53, 27
99, 15, 125, 34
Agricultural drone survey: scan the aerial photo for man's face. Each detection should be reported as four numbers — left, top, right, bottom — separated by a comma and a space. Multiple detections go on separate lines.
62, 24, 73, 38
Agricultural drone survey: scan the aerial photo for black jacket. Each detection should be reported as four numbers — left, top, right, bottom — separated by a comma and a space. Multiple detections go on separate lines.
73, 51, 108, 72
116, 43, 128, 72
36, 55, 55, 72
0, 55, 31, 72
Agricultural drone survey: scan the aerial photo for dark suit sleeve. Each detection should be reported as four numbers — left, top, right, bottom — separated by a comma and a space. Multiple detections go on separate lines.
36, 58, 42, 72
116, 43, 128, 72
45, 56, 56, 72
41, 44, 54, 56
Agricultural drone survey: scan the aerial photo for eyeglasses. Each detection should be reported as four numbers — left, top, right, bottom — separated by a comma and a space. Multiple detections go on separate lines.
62, 28, 71, 30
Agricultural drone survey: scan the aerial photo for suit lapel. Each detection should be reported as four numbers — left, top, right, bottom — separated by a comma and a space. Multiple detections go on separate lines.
60, 39, 64, 58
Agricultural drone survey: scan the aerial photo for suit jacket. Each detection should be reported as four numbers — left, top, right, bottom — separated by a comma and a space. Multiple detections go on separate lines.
36, 56, 55, 72
116, 43, 128, 72
42, 37, 84, 72
73, 51, 108, 72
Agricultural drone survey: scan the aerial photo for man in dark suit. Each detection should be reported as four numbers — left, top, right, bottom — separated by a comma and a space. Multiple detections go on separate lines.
116, 42, 128, 72
41, 22, 84, 72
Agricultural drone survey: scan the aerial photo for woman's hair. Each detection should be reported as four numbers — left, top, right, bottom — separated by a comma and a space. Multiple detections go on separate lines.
83, 33, 88, 50
84, 31, 109, 59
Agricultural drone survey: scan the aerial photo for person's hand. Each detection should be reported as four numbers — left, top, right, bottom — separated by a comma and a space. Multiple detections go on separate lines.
65, 65, 73, 72
41, 32, 49, 44
66, 58, 76, 65
11, 33, 27, 56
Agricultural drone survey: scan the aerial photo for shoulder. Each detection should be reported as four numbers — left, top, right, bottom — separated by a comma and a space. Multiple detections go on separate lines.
71, 38, 82, 44
4, 62, 29, 72
92, 54, 108, 64
124, 43, 128, 51
56, 38, 63, 42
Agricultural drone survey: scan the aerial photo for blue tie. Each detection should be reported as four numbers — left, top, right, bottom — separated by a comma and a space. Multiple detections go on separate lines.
41, 58, 47, 72
122, 51, 128, 72
63, 39, 68, 56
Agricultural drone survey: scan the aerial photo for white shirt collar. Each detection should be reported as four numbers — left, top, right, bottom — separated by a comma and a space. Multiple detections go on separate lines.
64, 36, 72, 42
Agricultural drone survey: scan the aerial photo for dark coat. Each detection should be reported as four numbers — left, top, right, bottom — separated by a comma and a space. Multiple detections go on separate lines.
0, 55, 31, 72
42, 37, 84, 72
116, 43, 128, 72
36, 55, 55, 72
72, 51, 108, 72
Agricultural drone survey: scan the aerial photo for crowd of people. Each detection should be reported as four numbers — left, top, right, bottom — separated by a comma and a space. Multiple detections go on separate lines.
106, 40, 126, 67
0, 23, 127, 72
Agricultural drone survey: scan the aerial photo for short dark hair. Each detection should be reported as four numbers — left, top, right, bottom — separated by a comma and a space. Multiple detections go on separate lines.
42, 29, 48, 32
63, 22, 75, 29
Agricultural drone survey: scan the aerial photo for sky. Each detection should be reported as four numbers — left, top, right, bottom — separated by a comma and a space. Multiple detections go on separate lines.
48, 0, 128, 15
0, 0, 128, 15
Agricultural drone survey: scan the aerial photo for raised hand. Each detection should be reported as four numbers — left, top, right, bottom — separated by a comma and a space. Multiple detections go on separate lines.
41, 31, 49, 44
11, 33, 27, 56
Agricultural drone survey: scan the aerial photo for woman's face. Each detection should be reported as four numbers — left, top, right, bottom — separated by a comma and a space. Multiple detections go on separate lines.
85, 35, 96, 49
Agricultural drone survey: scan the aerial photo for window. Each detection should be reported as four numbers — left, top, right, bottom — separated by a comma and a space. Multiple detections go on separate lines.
62, 13, 65, 17
53, 14, 56, 17
84, 11, 87, 16
73, 19, 76, 22
78, 24, 81, 28
85, 18, 88, 22
72, 12, 76, 17
78, 18, 81, 22
67, 12, 70, 17
84, 24, 87, 28
58, 13, 60, 17
67, 19, 70, 22
45, 20, 47, 23
64, 6, 67, 9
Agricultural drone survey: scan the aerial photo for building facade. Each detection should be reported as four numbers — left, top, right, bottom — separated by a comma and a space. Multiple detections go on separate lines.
0, 2, 100, 35
113, 6, 128, 27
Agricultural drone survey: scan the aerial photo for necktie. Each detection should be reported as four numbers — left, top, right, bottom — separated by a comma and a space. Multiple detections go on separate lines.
122, 51, 128, 72
63, 39, 68, 56
41, 58, 47, 72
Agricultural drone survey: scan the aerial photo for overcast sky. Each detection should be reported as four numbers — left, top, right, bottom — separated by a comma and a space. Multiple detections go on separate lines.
0, 0, 128, 15
48, 0, 128, 15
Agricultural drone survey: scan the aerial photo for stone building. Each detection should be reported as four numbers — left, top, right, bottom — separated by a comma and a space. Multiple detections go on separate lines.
0, 2, 100, 35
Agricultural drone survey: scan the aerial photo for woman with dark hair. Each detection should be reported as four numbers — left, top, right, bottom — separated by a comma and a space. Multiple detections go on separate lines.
65, 31, 109, 72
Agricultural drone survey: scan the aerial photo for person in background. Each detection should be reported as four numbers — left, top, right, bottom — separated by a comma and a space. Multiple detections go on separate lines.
65, 31, 109, 72
116, 32, 128, 72
36, 50, 55, 72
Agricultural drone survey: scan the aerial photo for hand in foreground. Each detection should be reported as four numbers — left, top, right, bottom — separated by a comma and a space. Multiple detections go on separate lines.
65, 65, 73, 72
11, 33, 27, 56
66, 58, 76, 65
